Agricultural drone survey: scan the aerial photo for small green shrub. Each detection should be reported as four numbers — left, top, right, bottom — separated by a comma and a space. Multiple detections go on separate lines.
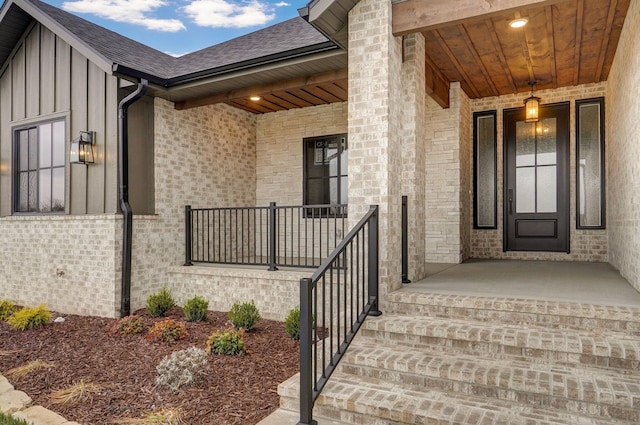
0, 300, 17, 320
146, 287, 176, 317
206, 328, 245, 356
147, 319, 187, 344
156, 346, 210, 391
183, 296, 208, 322
228, 300, 261, 331
284, 306, 301, 340
0, 412, 29, 425
7, 305, 51, 331
110, 315, 146, 335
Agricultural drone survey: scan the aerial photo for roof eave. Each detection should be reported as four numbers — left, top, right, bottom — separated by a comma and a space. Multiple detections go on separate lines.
299, 0, 358, 48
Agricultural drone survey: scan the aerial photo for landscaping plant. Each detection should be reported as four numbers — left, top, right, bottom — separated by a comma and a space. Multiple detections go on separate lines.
284, 306, 301, 340
0, 412, 29, 425
228, 300, 261, 331
7, 304, 51, 331
182, 296, 208, 322
156, 347, 209, 391
0, 299, 17, 320
110, 315, 146, 335
145, 287, 176, 317
206, 328, 246, 356
146, 319, 187, 344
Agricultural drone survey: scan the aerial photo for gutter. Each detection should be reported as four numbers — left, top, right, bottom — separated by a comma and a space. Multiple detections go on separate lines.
118, 78, 148, 318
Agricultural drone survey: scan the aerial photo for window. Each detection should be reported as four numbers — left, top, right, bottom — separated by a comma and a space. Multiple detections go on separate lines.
473, 110, 497, 228
303, 134, 347, 214
14, 120, 66, 213
576, 97, 605, 229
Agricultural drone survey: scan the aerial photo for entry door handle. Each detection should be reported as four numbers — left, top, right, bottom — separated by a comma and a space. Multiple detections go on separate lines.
508, 189, 514, 214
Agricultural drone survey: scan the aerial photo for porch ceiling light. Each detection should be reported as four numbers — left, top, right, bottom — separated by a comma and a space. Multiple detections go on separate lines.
250, 96, 261, 101
509, 17, 528, 28
70, 131, 95, 165
524, 81, 540, 123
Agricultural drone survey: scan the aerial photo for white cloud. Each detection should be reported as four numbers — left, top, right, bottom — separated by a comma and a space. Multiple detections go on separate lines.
62, 0, 186, 32
183, 0, 277, 28
274, 2, 289, 6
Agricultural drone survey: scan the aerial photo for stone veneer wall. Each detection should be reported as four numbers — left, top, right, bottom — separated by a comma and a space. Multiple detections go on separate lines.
606, 0, 640, 291
469, 83, 608, 261
0, 215, 121, 317
130, 98, 257, 311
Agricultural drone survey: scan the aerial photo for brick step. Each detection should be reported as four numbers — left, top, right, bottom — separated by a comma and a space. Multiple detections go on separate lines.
358, 314, 640, 370
385, 291, 640, 334
338, 340, 640, 422
278, 373, 626, 425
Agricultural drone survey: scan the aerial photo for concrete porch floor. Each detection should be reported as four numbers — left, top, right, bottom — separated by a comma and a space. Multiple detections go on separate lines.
404, 259, 640, 307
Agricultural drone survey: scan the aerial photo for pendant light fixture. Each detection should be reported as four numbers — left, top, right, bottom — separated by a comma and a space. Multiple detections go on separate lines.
524, 81, 540, 123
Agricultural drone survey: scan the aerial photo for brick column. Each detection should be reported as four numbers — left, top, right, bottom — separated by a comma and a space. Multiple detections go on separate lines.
348, 0, 403, 297
400, 33, 427, 281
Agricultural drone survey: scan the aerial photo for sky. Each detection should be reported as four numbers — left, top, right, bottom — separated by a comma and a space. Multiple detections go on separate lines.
41, 0, 308, 56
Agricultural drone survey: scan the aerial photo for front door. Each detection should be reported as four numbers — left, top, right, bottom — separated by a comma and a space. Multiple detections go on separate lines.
504, 102, 569, 252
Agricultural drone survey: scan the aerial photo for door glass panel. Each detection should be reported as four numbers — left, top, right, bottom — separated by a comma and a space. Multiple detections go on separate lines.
516, 167, 535, 213
516, 122, 535, 166
537, 118, 557, 166
537, 165, 557, 212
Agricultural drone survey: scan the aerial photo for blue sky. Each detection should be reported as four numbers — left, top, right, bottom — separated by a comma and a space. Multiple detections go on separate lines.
42, 0, 307, 56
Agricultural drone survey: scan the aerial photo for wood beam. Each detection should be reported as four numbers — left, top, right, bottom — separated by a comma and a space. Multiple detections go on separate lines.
425, 56, 450, 108
175, 69, 347, 110
393, 0, 571, 36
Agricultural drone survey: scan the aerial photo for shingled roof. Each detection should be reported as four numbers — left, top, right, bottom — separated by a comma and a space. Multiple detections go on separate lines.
0, 0, 339, 85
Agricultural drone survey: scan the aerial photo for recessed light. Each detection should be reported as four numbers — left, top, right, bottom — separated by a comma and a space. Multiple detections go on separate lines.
509, 18, 528, 28
250, 96, 261, 101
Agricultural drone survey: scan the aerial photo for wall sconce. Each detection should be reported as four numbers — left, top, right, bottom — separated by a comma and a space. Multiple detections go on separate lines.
70, 131, 95, 165
524, 81, 540, 123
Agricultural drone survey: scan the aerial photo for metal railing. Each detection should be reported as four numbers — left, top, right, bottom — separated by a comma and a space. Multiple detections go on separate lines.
298, 205, 380, 425
184, 203, 347, 270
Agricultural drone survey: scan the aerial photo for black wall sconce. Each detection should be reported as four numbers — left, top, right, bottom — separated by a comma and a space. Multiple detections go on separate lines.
70, 131, 95, 165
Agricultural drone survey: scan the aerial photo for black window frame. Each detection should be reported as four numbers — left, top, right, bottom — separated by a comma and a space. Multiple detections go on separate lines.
575, 97, 606, 229
302, 134, 348, 218
13, 119, 66, 214
473, 110, 497, 229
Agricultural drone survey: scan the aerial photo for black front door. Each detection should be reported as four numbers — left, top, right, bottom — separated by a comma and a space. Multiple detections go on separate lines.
504, 102, 570, 252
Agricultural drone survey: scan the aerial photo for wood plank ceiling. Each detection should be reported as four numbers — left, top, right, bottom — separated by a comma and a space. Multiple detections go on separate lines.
181, 0, 629, 113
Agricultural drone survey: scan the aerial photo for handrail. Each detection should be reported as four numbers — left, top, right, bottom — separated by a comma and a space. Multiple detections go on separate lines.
298, 205, 380, 425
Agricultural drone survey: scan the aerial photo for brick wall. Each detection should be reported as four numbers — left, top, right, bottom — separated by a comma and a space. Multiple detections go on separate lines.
606, 0, 640, 291
468, 83, 608, 262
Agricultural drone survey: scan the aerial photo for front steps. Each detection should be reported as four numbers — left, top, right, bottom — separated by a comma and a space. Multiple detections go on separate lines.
278, 290, 640, 424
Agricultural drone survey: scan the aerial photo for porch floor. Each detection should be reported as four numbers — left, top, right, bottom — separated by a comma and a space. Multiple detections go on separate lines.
405, 259, 640, 306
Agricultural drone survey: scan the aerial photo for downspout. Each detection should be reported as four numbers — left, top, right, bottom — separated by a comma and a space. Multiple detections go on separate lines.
118, 79, 148, 318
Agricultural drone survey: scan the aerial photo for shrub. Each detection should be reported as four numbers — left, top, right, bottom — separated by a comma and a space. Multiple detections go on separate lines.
228, 300, 261, 331
147, 319, 187, 344
110, 316, 146, 335
156, 347, 209, 391
146, 287, 176, 317
0, 300, 17, 320
7, 305, 51, 331
206, 328, 245, 356
183, 296, 208, 322
0, 412, 29, 425
284, 306, 301, 340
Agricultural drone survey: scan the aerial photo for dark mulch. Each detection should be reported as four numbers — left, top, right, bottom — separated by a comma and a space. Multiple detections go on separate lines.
0, 307, 299, 424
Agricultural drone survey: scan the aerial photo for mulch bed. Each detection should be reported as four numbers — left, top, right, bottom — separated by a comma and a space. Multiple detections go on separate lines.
0, 307, 299, 424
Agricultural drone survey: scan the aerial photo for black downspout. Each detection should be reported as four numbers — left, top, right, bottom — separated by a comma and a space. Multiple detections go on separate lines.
118, 79, 148, 318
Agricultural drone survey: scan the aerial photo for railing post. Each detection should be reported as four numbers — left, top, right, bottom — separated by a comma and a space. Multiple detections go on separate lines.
401, 196, 411, 284
184, 205, 193, 266
367, 205, 382, 316
268, 202, 278, 271
298, 277, 317, 425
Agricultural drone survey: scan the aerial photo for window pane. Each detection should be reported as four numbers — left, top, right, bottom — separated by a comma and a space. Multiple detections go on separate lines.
340, 176, 348, 204
19, 172, 28, 211
537, 118, 557, 166
52, 121, 66, 167
516, 121, 535, 166
52, 167, 65, 211
340, 138, 348, 175
475, 114, 496, 227
28, 171, 37, 211
578, 102, 603, 227
307, 178, 327, 205
328, 176, 338, 204
28, 128, 38, 170
39, 123, 52, 168
19, 131, 29, 171
516, 167, 535, 213
537, 165, 557, 213
39, 168, 52, 212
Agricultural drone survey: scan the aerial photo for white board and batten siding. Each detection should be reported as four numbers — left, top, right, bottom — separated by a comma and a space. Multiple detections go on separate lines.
0, 23, 121, 216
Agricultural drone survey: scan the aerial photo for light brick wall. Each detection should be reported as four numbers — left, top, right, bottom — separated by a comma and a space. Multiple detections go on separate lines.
131, 98, 257, 310
606, 0, 640, 291
0, 215, 120, 317
469, 83, 608, 261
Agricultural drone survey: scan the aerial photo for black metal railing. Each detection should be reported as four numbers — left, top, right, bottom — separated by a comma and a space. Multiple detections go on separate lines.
298, 205, 380, 425
184, 203, 347, 270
